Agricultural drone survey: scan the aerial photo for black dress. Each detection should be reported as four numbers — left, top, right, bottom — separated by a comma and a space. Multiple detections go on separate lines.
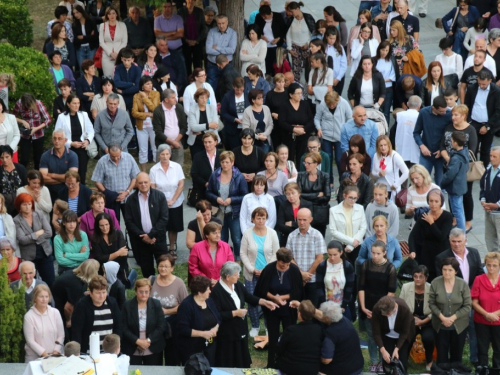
265, 89, 288, 147
91, 230, 130, 286
232, 146, 265, 190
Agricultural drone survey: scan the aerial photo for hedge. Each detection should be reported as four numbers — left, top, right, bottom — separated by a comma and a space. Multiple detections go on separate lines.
0, 0, 33, 48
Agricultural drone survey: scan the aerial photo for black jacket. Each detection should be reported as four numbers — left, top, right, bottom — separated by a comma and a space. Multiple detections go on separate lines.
347, 71, 386, 106
394, 74, 422, 109
210, 281, 260, 341
109, 279, 126, 310
71, 295, 122, 353
254, 11, 287, 47
87, 0, 109, 25
372, 297, 415, 348
220, 90, 250, 136
215, 64, 241, 102
121, 297, 166, 355
316, 259, 355, 309
177, 6, 208, 43
296, 171, 331, 206
337, 172, 374, 208
285, 12, 316, 35
73, 19, 99, 50
190, 149, 221, 195
420, 76, 454, 107
480, 164, 500, 205
152, 102, 187, 147
125, 187, 169, 243
59, 183, 93, 217
464, 82, 500, 136
276, 198, 313, 246
53, 95, 67, 123
435, 247, 484, 288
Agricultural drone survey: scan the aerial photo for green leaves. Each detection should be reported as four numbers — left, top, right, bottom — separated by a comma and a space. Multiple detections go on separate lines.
0, 2, 33, 47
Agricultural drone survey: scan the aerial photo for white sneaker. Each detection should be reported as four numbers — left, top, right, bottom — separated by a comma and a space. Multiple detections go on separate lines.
249, 328, 260, 337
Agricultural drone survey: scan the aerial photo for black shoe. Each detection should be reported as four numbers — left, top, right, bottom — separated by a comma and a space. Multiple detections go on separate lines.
453, 363, 471, 373
419, 13, 426, 17
127, 139, 138, 150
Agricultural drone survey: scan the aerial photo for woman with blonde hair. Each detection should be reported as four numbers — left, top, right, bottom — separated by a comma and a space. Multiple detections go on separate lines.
406, 164, 442, 219
99, 6, 128, 77
389, 20, 419, 78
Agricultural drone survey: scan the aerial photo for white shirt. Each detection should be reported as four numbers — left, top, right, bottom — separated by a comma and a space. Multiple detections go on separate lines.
471, 85, 490, 123
386, 306, 400, 339
149, 161, 185, 208
464, 54, 497, 79
263, 19, 276, 48
435, 52, 464, 80
395, 109, 421, 164
286, 18, 311, 49
360, 78, 374, 106
220, 280, 242, 313
376, 59, 396, 87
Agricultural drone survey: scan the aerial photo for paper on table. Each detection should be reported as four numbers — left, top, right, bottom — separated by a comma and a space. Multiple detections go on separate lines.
48, 355, 94, 375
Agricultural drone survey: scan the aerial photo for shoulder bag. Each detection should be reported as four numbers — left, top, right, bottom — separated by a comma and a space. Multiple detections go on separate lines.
467, 149, 485, 182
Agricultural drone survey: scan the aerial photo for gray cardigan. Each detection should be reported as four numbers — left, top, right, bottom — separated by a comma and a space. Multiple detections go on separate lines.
186, 103, 220, 146
313, 97, 352, 143
399, 281, 432, 319
428, 276, 471, 334
242, 105, 273, 138
14, 211, 53, 261
94, 108, 134, 151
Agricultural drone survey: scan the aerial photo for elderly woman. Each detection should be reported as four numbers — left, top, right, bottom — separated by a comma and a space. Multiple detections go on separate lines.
409, 189, 453, 281
187, 88, 220, 158
90, 77, 126, 119
240, 24, 268, 76
220, 77, 249, 151
45, 23, 76, 70
59, 170, 93, 217
298, 152, 331, 235
399, 265, 435, 371
240, 207, 279, 336
14, 193, 54, 287
2, 239, 21, 282
429, 257, 472, 370
406, 164, 442, 219
233, 128, 265, 189
23, 285, 64, 362
103, 260, 126, 309
212, 261, 277, 367
150, 144, 185, 257
338, 153, 374, 209
372, 296, 416, 372
0, 145, 26, 215
471, 252, 500, 368
206, 151, 249, 260
99, 6, 128, 77
257, 152, 289, 198
190, 132, 221, 206
188, 222, 234, 286
131, 76, 161, 171
122, 278, 166, 365
254, 247, 304, 368
17, 170, 52, 223
0, 99, 20, 163
54, 210, 90, 274
186, 199, 222, 250
242, 89, 273, 153
183, 68, 217, 116
149, 254, 188, 366
80, 191, 120, 239
177, 275, 221, 365
0, 194, 16, 250
240, 176, 277, 234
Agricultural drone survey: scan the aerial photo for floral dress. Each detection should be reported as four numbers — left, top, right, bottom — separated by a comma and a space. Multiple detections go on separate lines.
391, 35, 419, 77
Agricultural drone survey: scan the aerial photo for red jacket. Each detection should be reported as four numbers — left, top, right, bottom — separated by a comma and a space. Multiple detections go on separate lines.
188, 240, 234, 281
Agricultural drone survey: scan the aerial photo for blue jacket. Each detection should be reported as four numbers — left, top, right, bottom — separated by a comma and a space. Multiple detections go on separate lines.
413, 106, 452, 154
220, 90, 250, 136
244, 76, 270, 100
394, 74, 421, 109
113, 64, 141, 109
45, 41, 76, 69
206, 166, 249, 219
480, 164, 500, 207
441, 147, 469, 196
357, 234, 403, 272
442, 6, 481, 34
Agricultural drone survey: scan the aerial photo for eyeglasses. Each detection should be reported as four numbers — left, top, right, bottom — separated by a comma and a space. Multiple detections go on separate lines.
346, 196, 358, 201
137, 290, 150, 295
303, 161, 316, 166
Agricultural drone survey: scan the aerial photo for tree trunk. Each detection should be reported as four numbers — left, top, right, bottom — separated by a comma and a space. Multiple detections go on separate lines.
219, 0, 245, 72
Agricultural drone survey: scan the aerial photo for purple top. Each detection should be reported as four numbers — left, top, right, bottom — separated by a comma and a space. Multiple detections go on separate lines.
185, 12, 198, 41
489, 14, 500, 31
154, 14, 184, 50
80, 207, 121, 241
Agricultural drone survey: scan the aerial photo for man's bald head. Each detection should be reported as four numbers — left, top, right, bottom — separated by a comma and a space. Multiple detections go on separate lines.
353, 106, 368, 126
136, 172, 151, 193
297, 208, 313, 232
475, 38, 487, 51
284, 72, 295, 87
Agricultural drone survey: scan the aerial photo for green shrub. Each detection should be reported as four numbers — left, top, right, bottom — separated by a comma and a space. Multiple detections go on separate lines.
0, 1, 33, 47
0, 44, 57, 113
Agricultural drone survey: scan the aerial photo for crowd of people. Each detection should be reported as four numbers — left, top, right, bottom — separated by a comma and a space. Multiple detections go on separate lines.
4, 0, 500, 373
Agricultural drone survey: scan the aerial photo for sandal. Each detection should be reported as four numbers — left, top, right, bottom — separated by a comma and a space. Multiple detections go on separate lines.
169, 249, 178, 258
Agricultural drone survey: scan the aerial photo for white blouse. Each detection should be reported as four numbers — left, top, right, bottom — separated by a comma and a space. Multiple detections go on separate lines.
149, 161, 185, 208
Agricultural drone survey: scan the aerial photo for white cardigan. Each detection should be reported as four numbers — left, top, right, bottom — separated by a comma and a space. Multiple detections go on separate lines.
187, 103, 220, 146
54, 111, 95, 149
240, 227, 279, 280
0, 113, 20, 152
371, 150, 409, 193
240, 38, 267, 76
99, 21, 128, 58
350, 38, 379, 77
183, 82, 217, 116
239, 192, 277, 233
329, 203, 367, 251
241, 105, 273, 138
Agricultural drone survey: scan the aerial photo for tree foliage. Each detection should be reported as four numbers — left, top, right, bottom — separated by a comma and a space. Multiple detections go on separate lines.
0, 0, 33, 47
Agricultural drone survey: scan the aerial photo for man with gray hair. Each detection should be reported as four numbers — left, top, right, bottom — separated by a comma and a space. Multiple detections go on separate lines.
10, 261, 53, 309
91, 143, 140, 221
395, 95, 422, 166
480, 146, 500, 251
152, 89, 187, 165
94, 93, 134, 154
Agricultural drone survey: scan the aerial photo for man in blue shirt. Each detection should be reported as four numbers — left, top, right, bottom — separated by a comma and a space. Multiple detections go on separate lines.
340, 106, 378, 158
413, 96, 451, 186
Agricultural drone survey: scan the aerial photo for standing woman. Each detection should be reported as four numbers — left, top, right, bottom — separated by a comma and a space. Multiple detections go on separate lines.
348, 55, 386, 109
132, 75, 161, 171
23, 285, 64, 362
150, 144, 185, 257
220, 77, 249, 151
323, 6, 348, 49
264, 74, 287, 148
435, 37, 464, 86
240, 24, 268, 76
286, 2, 316, 83
350, 23, 380, 78
278, 83, 314, 164
257, 151, 289, 197
183, 68, 217, 117
340, 134, 372, 175
405, 164, 442, 219
276, 144, 298, 182
80, 191, 121, 239
0, 145, 27, 215
429, 257, 472, 369
347, 10, 382, 64
487, 29, 500, 81
13, 93, 51, 170
17, 170, 52, 224
99, 6, 128, 77
138, 44, 160, 77
45, 23, 76, 70
59, 171, 93, 217
54, 94, 94, 184
324, 27, 348, 95
2, 239, 21, 283
244, 65, 270, 100
239, 178, 277, 233
72, 5, 98, 69
76, 60, 101, 117
421, 62, 449, 107
232, 128, 265, 189
242, 89, 273, 154
255, 5, 287, 75
122, 278, 166, 366
186, 200, 222, 250
0, 99, 20, 163
364, 184, 400, 238
337, 153, 374, 209
90, 77, 126, 119
440, 104, 477, 233
389, 20, 419, 78
152, 66, 178, 98
371, 135, 409, 199
87, 0, 108, 25
308, 53, 334, 108
375, 41, 396, 124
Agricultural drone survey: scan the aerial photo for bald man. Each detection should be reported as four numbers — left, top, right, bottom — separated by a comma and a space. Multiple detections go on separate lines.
464, 38, 497, 78
286, 208, 326, 307
340, 106, 379, 158
125, 172, 169, 278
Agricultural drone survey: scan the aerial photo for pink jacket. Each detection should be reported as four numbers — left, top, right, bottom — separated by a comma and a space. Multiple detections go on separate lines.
80, 208, 121, 240
188, 240, 234, 281
24, 306, 65, 362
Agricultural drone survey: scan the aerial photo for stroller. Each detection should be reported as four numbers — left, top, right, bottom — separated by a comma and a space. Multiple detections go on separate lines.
365, 107, 389, 136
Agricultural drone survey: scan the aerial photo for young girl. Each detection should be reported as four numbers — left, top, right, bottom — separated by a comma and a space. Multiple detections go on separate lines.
308, 53, 334, 106
374, 41, 396, 124
463, 17, 487, 55
311, 19, 328, 41
364, 183, 399, 238
324, 27, 347, 95
0, 74, 16, 111
54, 210, 89, 274
272, 47, 291, 75
276, 144, 298, 182
51, 199, 69, 235
305, 39, 330, 83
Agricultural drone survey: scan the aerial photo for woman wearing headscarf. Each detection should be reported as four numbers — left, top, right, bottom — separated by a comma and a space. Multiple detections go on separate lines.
103, 260, 126, 309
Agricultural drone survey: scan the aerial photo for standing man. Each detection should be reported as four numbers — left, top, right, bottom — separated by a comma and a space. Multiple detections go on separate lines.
205, 14, 237, 91
408, 0, 427, 18
286, 208, 326, 307
465, 70, 500, 166
215, 54, 241, 102
124, 6, 154, 56
154, 1, 187, 88
39, 129, 79, 203
460, 50, 493, 104
155, 36, 178, 85
340, 106, 379, 159
91, 143, 140, 221
413, 96, 451, 186
125, 172, 169, 278
178, 0, 207, 76
393, 0, 420, 41
480, 146, 500, 252
152, 89, 187, 165
395, 95, 422, 167
463, 38, 497, 76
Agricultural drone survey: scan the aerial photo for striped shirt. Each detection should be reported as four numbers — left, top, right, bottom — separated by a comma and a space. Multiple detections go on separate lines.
92, 301, 114, 348
13, 100, 52, 140
68, 197, 78, 212
286, 226, 326, 283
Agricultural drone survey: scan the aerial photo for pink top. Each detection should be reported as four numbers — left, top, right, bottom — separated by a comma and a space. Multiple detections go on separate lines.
80, 208, 121, 240
471, 273, 500, 326
188, 240, 234, 281
24, 306, 65, 362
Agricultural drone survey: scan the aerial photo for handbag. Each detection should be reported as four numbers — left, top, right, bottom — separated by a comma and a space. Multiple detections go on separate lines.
83, 113, 98, 159
93, 23, 105, 68
467, 149, 485, 182
383, 358, 407, 375
395, 188, 407, 208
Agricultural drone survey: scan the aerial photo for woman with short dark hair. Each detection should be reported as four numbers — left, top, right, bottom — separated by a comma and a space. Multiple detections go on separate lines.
242, 89, 273, 153
240, 24, 268, 76
90, 77, 126, 119
0, 144, 27, 215
76, 60, 101, 117
220, 77, 249, 151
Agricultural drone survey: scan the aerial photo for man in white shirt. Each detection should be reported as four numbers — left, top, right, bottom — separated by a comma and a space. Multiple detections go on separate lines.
463, 39, 497, 79
395, 95, 422, 166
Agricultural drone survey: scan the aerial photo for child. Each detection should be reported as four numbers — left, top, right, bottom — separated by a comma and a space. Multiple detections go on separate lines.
51, 199, 69, 234
463, 17, 487, 55
324, 27, 347, 95
311, 19, 327, 41
276, 144, 298, 182
441, 131, 469, 231
273, 47, 291, 75
102, 334, 129, 375
364, 183, 400, 237
444, 87, 458, 110
64, 341, 81, 357
113, 48, 141, 112
0, 73, 16, 111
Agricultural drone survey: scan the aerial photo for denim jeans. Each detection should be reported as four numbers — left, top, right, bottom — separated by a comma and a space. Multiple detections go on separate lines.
452, 30, 468, 63
76, 46, 96, 71
359, 1, 375, 12
419, 154, 444, 186
321, 138, 342, 183
449, 194, 466, 231
206, 61, 221, 92
362, 316, 381, 364
221, 212, 242, 259
381, 86, 393, 125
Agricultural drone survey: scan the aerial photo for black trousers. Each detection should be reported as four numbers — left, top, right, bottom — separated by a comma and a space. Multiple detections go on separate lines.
265, 47, 277, 76
19, 137, 44, 170
475, 322, 500, 367
266, 313, 294, 368
304, 282, 319, 307
130, 351, 163, 366
131, 238, 168, 278
70, 146, 89, 185
381, 335, 411, 371
415, 324, 435, 364
435, 328, 467, 364
183, 43, 204, 76
472, 121, 493, 168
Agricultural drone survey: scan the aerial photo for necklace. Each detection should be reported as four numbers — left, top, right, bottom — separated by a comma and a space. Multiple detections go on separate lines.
277, 269, 286, 284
